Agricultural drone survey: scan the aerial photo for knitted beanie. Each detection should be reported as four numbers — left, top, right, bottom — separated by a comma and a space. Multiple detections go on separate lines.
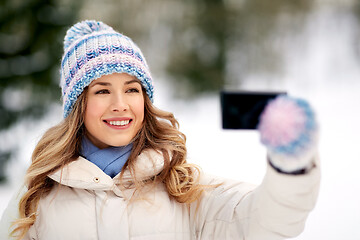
60, 20, 154, 118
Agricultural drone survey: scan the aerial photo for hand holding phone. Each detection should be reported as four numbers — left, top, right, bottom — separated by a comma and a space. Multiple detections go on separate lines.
257, 95, 318, 173
221, 91, 318, 173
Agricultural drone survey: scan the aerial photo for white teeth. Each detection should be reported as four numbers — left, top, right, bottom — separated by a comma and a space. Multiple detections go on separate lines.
108, 120, 130, 126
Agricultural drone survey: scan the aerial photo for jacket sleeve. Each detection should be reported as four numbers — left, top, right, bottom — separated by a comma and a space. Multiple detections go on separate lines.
191, 154, 320, 240
0, 185, 29, 240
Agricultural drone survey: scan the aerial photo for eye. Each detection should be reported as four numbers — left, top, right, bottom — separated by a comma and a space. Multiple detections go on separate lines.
126, 88, 140, 93
95, 89, 110, 94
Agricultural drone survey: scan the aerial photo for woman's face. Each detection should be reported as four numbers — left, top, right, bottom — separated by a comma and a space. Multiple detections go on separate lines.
84, 73, 144, 149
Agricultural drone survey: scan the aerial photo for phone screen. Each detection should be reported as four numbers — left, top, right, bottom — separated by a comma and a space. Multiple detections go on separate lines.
221, 91, 286, 129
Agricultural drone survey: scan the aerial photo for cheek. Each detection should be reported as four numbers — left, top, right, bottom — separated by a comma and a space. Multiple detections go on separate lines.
133, 98, 145, 123
84, 99, 105, 125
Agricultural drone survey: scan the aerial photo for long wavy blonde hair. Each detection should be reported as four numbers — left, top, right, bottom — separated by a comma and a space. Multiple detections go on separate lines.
11, 87, 206, 239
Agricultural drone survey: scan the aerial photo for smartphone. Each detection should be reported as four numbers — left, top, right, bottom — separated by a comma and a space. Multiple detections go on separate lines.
221, 90, 287, 129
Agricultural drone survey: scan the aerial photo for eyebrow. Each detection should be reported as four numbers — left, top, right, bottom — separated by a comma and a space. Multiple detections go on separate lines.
125, 79, 141, 85
89, 82, 111, 87
89, 78, 140, 88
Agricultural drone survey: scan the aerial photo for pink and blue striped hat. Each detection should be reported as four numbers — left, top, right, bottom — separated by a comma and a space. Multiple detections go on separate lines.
60, 20, 154, 118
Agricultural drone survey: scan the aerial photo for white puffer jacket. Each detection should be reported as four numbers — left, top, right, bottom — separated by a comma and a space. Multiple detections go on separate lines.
0, 149, 320, 240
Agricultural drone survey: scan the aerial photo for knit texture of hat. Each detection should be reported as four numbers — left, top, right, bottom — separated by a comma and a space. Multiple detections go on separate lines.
60, 20, 154, 118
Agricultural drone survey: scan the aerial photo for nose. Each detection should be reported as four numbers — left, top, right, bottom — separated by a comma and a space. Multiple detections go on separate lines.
110, 93, 129, 112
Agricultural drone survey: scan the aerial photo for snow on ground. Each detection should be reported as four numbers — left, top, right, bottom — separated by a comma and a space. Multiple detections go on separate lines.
1, 4, 360, 239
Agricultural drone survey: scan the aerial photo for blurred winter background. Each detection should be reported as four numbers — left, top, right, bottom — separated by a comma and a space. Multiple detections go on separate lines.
0, 0, 359, 239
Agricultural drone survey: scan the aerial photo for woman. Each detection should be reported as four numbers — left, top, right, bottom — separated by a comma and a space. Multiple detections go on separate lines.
0, 20, 320, 240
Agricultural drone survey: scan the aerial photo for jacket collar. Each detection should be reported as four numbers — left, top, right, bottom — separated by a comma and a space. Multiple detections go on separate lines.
48, 149, 165, 191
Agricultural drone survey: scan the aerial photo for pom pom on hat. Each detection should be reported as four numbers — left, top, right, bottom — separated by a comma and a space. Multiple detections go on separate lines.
60, 20, 154, 118
63, 20, 115, 50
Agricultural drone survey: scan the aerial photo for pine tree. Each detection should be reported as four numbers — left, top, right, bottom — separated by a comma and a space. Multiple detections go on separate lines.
0, 0, 82, 182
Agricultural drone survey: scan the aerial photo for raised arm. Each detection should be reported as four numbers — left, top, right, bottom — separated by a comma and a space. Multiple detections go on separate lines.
191, 96, 320, 240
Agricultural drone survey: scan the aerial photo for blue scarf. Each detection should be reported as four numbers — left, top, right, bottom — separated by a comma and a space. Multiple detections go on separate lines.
80, 137, 133, 178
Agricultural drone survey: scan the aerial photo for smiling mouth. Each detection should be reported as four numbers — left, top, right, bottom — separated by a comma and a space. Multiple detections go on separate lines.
104, 119, 132, 126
